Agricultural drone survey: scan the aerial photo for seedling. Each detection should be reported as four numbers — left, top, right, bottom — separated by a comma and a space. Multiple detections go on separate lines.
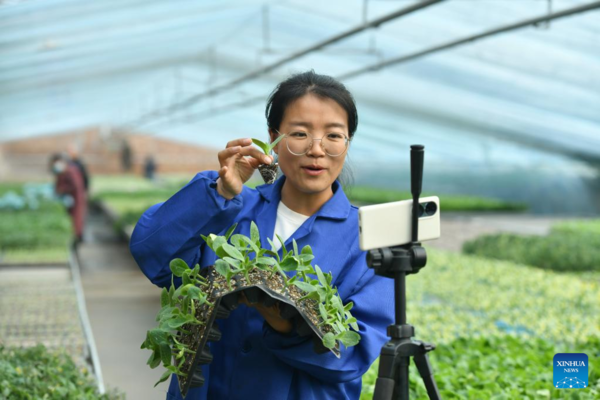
252, 135, 284, 184
143, 221, 361, 392
251, 135, 285, 159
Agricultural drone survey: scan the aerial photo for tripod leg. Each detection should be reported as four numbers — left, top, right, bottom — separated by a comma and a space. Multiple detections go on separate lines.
373, 345, 411, 400
413, 352, 441, 400
373, 350, 396, 400
395, 356, 410, 400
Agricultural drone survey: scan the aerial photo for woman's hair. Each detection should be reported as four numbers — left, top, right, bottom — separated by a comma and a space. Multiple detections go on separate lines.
265, 70, 358, 138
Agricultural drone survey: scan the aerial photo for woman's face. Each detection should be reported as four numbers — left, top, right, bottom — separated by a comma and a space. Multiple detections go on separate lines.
269, 93, 349, 197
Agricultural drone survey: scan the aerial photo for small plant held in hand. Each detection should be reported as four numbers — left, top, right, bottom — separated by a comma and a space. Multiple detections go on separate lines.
252, 135, 284, 184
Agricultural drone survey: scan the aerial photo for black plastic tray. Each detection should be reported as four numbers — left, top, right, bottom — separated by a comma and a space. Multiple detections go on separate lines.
178, 266, 339, 398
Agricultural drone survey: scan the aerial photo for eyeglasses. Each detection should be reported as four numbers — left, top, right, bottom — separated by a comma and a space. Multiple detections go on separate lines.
275, 130, 349, 157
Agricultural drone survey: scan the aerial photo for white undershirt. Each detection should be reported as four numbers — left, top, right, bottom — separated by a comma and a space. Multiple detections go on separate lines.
272, 201, 310, 251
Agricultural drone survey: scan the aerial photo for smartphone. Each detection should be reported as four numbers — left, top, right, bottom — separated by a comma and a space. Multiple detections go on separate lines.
358, 196, 441, 251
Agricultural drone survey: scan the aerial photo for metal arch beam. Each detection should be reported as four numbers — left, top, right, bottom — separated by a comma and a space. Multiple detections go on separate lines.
338, 0, 600, 80
128, 0, 445, 127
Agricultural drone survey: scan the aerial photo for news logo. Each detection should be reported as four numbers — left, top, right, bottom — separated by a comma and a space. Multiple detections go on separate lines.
553, 353, 588, 389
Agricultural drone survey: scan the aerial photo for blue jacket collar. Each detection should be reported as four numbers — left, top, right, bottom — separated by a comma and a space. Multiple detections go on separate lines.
255, 175, 351, 221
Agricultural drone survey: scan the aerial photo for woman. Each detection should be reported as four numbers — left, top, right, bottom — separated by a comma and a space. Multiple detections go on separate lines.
130, 71, 394, 400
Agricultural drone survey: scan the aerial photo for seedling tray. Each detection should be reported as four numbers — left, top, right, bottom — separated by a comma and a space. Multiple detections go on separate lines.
177, 266, 339, 398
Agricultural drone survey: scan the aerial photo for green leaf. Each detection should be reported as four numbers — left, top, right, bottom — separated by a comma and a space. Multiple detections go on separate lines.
223, 257, 242, 270
256, 257, 275, 266
224, 223, 238, 240
268, 134, 285, 152
160, 288, 169, 307
299, 290, 320, 301
167, 316, 191, 329
200, 234, 213, 249
213, 236, 228, 258
250, 221, 260, 244
315, 265, 328, 287
301, 245, 313, 255
331, 295, 345, 317
186, 285, 204, 302
318, 303, 328, 321
252, 138, 270, 155
240, 235, 260, 254
148, 351, 162, 369
279, 256, 298, 272
173, 283, 194, 298
343, 301, 354, 312
316, 286, 327, 302
169, 258, 189, 277
337, 331, 361, 347
159, 344, 172, 366
182, 270, 191, 286
293, 280, 318, 293
292, 239, 299, 256
191, 264, 200, 279
214, 259, 230, 278
326, 272, 332, 285
299, 264, 316, 275
322, 332, 336, 349
154, 370, 172, 387
168, 284, 175, 305
165, 365, 181, 374
230, 234, 247, 249
276, 234, 287, 256
148, 329, 169, 345
222, 243, 244, 261
157, 306, 176, 322
297, 254, 314, 263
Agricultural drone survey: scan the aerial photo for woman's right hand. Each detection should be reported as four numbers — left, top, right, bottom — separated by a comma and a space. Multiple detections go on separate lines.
216, 138, 273, 199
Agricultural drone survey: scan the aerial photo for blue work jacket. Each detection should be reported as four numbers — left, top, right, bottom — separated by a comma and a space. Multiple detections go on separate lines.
130, 171, 394, 400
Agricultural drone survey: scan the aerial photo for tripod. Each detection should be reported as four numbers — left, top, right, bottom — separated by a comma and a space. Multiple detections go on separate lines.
367, 145, 441, 400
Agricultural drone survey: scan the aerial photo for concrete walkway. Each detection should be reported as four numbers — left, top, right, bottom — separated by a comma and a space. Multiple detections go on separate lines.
78, 208, 167, 400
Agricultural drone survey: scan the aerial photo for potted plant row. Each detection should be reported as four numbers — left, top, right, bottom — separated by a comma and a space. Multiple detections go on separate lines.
141, 222, 361, 398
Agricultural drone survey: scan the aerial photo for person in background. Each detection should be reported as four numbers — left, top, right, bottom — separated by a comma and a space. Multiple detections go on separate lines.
144, 155, 157, 181
122, 139, 133, 172
67, 143, 90, 192
49, 153, 87, 245
130, 70, 394, 400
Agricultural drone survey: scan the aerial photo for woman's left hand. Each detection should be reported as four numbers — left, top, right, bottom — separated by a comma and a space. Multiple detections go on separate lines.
239, 292, 293, 334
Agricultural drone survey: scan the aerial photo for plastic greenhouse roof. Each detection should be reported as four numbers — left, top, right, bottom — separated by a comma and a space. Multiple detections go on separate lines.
1, 0, 599, 173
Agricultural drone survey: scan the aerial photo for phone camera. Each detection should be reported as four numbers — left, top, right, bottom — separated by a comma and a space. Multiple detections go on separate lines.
425, 201, 437, 216
418, 201, 437, 218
